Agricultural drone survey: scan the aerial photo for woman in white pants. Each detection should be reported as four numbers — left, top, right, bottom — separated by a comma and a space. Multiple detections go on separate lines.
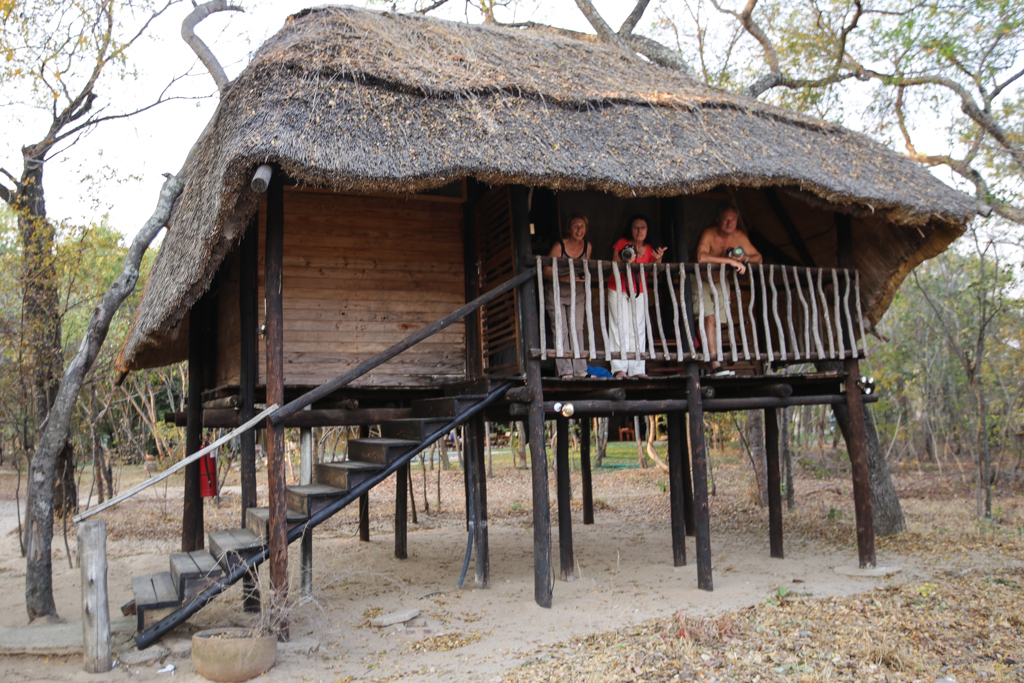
607, 216, 666, 378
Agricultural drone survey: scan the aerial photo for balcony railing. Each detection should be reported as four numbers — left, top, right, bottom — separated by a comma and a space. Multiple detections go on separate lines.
534, 257, 868, 365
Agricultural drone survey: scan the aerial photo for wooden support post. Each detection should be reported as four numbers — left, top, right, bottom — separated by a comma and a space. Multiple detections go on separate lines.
555, 415, 575, 581
395, 463, 408, 560
358, 425, 370, 542
765, 407, 784, 558
680, 414, 696, 537
666, 412, 687, 566
182, 299, 204, 552
79, 519, 111, 673
844, 358, 876, 567
238, 218, 260, 612
358, 494, 370, 542
512, 185, 553, 608
265, 171, 289, 639
686, 364, 713, 591
300, 426, 313, 596
669, 197, 699, 540
469, 413, 490, 587
580, 419, 594, 525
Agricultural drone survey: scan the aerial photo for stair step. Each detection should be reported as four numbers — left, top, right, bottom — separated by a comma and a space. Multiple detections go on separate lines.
443, 378, 492, 396
380, 418, 449, 442
131, 572, 180, 631
246, 507, 308, 544
286, 483, 345, 517
169, 550, 223, 603
348, 438, 418, 465
208, 529, 263, 573
411, 395, 485, 419
315, 461, 381, 490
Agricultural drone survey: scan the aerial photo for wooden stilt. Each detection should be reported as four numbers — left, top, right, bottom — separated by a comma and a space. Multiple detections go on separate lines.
182, 299, 204, 552
686, 364, 713, 591
667, 411, 687, 566
358, 424, 370, 543
512, 185, 552, 608
300, 426, 313, 595
556, 415, 575, 581
580, 419, 594, 525
238, 219, 259, 612
469, 413, 490, 588
765, 407, 784, 558
265, 171, 289, 639
79, 519, 111, 673
395, 463, 408, 559
358, 494, 370, 542
680, 414, 696, 537
844, 358, 876, 567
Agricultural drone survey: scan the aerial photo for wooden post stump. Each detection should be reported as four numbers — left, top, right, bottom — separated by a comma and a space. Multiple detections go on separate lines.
79, 519, 111, 673
765, 407, 784, 558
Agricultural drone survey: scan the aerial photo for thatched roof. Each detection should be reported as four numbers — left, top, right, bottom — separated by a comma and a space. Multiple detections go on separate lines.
117, 4, 978, 372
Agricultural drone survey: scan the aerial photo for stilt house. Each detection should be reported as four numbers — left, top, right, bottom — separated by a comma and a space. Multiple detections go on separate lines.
112, 6, 978, 646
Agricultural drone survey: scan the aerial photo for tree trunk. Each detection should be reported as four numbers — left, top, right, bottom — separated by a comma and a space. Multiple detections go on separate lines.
780, 407, 795, 509
516, 421, 528, 469
970, 375, 993, 519
594, 417, 607, 467
744, 411, 767, 507
817, 361, 906, 536
53, 442, 76, 517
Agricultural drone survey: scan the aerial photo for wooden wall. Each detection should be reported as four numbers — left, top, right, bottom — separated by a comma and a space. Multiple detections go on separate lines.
216, 187, 467, 389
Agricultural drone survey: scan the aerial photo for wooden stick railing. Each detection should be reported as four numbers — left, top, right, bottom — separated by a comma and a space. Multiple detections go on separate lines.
533, 258, 869, 364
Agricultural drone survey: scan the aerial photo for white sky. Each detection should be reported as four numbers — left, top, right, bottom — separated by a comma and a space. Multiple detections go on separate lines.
2, 1, 633, 239
1, 0, 973, 241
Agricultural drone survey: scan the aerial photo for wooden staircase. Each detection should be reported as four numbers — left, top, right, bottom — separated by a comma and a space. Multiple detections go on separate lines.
130, 393, 495, 637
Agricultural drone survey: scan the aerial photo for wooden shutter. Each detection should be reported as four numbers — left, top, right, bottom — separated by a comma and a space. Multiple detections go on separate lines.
475, 187, 522, 376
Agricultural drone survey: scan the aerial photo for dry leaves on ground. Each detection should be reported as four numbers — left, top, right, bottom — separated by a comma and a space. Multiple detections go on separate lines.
502, 568, 1024, 682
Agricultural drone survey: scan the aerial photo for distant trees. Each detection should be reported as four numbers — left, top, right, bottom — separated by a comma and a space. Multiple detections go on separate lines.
875, 230, 1024, 518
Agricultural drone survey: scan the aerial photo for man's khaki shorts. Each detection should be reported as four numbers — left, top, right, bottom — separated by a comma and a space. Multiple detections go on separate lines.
691, 271, 731, 318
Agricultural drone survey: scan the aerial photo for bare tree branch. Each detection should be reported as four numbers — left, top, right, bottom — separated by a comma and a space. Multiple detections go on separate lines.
861, 69, 1024, 172
894, 87, 1017, 223
416, 0, 451, 14
618, 0, 651, 37
181, 0, 244, 94
0, 183, 12, 206
990, 64, 1024, 101
625, 33, 698, 79
572, 0, 632, 53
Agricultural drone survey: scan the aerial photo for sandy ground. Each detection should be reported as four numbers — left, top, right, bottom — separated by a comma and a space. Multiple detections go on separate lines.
0, 460, 999, 683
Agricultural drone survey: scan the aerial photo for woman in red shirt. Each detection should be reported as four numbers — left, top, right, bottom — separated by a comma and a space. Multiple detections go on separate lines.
607, 215, 666, 378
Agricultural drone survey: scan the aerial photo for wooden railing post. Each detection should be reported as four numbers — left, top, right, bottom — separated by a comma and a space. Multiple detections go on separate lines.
79, 519, 111, 673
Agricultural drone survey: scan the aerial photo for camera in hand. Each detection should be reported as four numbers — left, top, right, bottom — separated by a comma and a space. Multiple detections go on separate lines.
725, 246, 745, 260
619, 244, 636, 261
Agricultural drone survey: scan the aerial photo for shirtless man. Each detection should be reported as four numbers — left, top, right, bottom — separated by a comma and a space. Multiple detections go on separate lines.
694, 207, 762, 376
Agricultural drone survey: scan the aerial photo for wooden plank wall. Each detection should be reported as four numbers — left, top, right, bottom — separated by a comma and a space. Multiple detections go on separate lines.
218, 188, 467, 389
215, 248, 242, 387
